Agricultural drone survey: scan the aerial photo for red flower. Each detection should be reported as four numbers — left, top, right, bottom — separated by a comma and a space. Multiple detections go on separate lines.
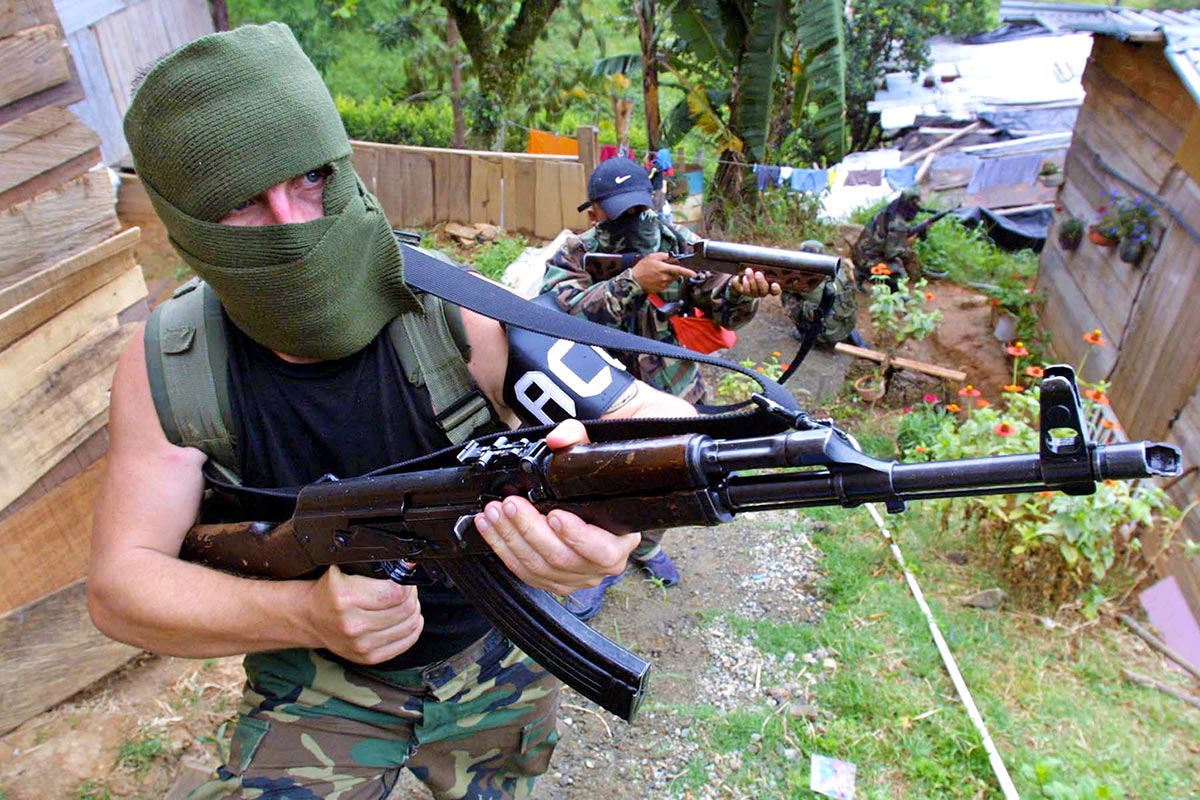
1005, 342, 1029, 357
1083, 329, 1107, 346
923, 394, 939, 404
994, 422, 1016, 437
958, 385, 982, 398
1024, 366, 1045, 378
976, 399, 991, 409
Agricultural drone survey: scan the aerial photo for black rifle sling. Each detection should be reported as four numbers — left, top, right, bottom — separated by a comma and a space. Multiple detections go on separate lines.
398, 243, 801, 413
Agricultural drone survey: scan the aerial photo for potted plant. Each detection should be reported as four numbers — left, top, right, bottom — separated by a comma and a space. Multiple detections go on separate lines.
1113, 194, 1157, 265
1057, 215, 1084, 251
1088, 204, 1120, 247
854, 371, 887, 403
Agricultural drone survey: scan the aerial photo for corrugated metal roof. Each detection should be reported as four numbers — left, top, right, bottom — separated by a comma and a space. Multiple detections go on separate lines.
1000, 1, 1200, 105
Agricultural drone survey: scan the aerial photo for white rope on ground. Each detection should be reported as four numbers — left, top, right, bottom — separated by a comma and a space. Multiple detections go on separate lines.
864, 502, 1022, 800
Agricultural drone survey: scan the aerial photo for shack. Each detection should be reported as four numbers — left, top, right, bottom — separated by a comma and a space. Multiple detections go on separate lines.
1001, 2, 1200, 632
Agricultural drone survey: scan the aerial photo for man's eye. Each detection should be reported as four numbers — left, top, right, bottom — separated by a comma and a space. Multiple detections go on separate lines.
303, 166, 331, 185
229, 198, 254, 213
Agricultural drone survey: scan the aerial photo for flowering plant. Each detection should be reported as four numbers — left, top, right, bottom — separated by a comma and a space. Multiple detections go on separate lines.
1113, 194, 1157, 243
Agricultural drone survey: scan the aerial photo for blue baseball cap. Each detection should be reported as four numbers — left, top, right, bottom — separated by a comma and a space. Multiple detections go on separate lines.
578, 157, 654, 218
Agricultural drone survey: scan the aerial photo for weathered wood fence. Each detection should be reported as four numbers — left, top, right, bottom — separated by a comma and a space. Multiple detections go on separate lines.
351, 141, 591, 239
1041, 35, 1200, 618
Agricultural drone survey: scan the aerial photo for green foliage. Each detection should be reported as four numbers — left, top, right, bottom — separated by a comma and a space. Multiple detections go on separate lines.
75, 783, 112, 800
712, 188, 835, 247
115, 726, 169, 777
900, 386, 1180, 609
714, 355, 788, 403
1020, 757, 1126, 800
867, 275, 942, 345
452, 235, 532, 283
335, 95, 455, 146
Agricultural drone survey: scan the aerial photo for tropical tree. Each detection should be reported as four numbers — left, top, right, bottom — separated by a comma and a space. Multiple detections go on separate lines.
442, 0, 564, 149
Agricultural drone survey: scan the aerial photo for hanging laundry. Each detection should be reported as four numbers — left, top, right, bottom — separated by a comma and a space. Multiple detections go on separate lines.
599, 145, 620, 161
790, 168, 829, 193
754, 164, 781, 191
884, 165, 918, 190
777, 166, 794, 187
527, 129, 579, 156
844, 169, 883, 186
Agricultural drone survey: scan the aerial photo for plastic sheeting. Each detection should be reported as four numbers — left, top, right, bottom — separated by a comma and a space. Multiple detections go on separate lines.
954, 205, 1050, 252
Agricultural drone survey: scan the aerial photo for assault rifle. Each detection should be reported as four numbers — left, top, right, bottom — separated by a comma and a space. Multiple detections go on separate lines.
907, 206, 960, 239
582, 239, 840, 294
180, 366, 1180, 722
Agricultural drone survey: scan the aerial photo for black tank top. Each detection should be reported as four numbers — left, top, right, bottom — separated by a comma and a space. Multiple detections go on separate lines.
224, 316, 492, 668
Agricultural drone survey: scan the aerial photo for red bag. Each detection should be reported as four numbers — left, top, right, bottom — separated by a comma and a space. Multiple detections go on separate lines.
648, 294, 738, 354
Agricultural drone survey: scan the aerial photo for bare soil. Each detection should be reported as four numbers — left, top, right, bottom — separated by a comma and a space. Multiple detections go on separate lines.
0, 267, 1020, 799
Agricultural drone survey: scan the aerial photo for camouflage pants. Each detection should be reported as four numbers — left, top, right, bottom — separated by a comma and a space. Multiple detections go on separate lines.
187, 630, 561, 799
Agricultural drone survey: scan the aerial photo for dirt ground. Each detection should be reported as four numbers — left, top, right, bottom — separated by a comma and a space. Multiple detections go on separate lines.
0, 262, 1020, 799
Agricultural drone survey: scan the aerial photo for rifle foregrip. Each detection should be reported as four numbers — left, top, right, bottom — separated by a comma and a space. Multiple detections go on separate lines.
437, 553, 650, 721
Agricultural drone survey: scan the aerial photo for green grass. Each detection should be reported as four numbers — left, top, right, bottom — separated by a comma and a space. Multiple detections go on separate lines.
660, 502, 1199, 799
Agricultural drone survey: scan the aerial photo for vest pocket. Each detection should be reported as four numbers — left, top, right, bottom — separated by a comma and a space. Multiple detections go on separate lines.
226, 714, 271, 775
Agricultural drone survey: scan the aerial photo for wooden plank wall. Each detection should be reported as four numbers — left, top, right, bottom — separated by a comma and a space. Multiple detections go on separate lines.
1040, 35, 1200, 620
351, 141, 589, 238
0, 0, 150, 736
60, 0, 214, 165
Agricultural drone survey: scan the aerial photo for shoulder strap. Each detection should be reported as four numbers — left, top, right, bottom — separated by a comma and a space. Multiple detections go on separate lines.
144, 278, 242, 485
388, 292, 499, 444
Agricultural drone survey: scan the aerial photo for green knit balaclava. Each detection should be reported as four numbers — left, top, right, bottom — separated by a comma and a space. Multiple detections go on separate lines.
124, 22, 420, 359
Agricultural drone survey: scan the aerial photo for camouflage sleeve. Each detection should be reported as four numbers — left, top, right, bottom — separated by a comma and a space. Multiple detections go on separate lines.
540, 235, 645, 329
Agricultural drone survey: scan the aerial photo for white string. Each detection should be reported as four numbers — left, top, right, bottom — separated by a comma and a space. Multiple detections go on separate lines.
864, 501, 1022, 800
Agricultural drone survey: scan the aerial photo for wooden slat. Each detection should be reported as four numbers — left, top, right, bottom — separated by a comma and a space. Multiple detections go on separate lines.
1109, 169, 1200, 442
0, 226, 138, 312
1178, 111, 1200, 188
0, 579, 141, 736
533, 159, 564, 240
66, 26, 128, 165
1082, 49, 1185, 157
1091, 37, 1195, 126
0, 0, 58, 39
0, 233, 136, 348
51, 0, 126, 36
0, 167, 120, 280
0, 457, 103, 613
90, 0, 175, 118
558, 161, 588, 232
0, 105, 100, 211
439, 151, 471, 224
0, 23, 71, 108
0, 266, 144, 510
469, 154, 503, 226
0, 426, 107, 520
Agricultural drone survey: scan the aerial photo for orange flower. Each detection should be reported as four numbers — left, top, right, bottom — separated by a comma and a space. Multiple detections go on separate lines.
1037, 491, 1055, 498
1005, 342, 1029, 357
772, 351, 782, 357
1083, 329, 1107, 346
924, 292, 935, 301
945, 403, 962, 413
1024, 365, 1045, 378
870, 263, 892, 276
994, 422, 1016, 437
957, 384, 982, 398
976, 398, 991, 409
914, 445, 927, 454
1083, 388, 1111, 406
1003, 384, 1025, 393
1101, 419, 1121, 431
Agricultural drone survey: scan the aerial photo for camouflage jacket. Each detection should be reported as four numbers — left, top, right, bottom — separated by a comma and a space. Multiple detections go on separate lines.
540, 220, 759, 404
852, 211, 912, 268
